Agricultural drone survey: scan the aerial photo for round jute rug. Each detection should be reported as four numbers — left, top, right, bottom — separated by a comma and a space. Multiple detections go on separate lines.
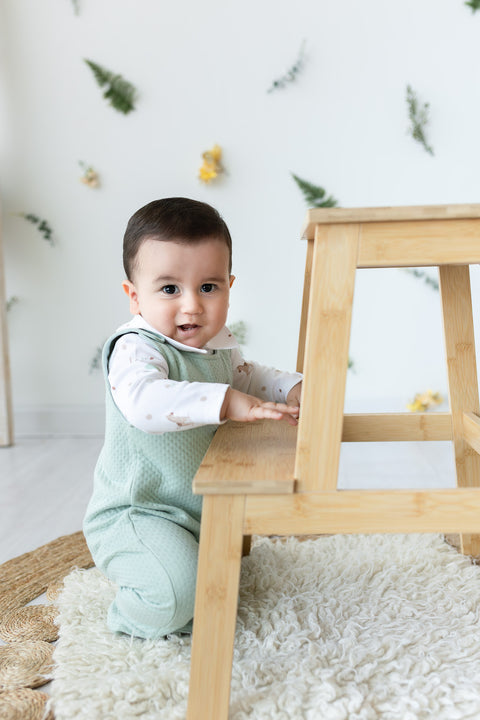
0, 688, 54, 720
0, 606, 59, 644
0, 531, 94, 720
0, 641, 54, 690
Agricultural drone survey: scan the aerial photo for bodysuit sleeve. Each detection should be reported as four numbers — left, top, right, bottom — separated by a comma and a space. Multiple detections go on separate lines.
108, 333, 229, 433
229, 346, 302, 403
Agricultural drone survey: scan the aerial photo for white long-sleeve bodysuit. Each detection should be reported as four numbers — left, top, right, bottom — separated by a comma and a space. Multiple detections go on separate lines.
108, 315, 302, 434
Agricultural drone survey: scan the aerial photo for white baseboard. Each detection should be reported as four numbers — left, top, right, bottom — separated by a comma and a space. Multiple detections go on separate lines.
13, 405, 105, 438
11, 397, 448, 439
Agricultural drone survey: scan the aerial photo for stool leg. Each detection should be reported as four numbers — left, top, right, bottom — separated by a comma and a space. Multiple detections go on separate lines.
439, 265, 480, 556
187, 494, 245, 720
294, 222, 359, 492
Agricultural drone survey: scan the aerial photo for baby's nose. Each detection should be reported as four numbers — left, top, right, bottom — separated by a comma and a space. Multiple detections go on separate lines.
181, 291, 203, 314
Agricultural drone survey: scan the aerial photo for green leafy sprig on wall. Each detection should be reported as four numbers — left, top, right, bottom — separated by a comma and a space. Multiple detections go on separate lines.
70, 0, 80, 14
404, 268, 439, 291
228, 321, 248, 347
268, 40, 306, 93
6, 296, 20, 312
84, 59, 137, 114
292, 173, 338, 208
406, 85, 434, 156
465, 0, 480, 12
90, 345, 103, 374
19, 213, 54, 245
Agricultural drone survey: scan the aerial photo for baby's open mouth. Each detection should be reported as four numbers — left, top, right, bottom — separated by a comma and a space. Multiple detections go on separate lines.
179, 324, 199, 331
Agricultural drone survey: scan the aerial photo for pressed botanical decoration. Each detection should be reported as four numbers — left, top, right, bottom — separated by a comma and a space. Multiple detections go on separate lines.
84, 60, 137, 114
18, 213, 54, 245
406, 85, 434, 156
228, 321, 247, 347
407, 390, 443, 412
404, 268, 439, 291
198, 145, 224, 184
6, 297, 19, 312
79, 162, 100, 188
89, 345, 103, 374
465, 0, 480, 11
291, 173, 338, 207
268, 40, 306, 93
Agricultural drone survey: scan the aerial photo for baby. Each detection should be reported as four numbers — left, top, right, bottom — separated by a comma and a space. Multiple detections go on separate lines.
83, 197, 302, 639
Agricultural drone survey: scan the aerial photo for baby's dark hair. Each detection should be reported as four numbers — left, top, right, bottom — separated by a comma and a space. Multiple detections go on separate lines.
123, 197, 233, 281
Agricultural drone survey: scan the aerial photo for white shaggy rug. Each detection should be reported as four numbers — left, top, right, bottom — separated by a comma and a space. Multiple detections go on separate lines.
50, 534, 480, 720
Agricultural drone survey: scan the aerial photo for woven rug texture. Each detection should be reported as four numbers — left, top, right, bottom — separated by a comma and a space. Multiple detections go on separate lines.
50, 534, 480, 719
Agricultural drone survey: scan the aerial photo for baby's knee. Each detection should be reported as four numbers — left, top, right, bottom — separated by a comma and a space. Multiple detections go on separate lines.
108, 562, 197, 639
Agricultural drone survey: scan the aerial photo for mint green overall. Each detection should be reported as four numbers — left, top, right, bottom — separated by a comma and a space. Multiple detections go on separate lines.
83, 328, 233, 639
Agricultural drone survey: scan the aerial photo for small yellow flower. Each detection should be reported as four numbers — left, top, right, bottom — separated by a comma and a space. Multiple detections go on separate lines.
199, 144, 224, 184
79, 162, 100, 188
205, 144, 222, 163
199, 164, 218, 183
407, 389, 443, 412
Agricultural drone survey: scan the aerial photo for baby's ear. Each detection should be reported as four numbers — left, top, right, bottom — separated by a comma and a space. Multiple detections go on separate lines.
122, 280, 140, 315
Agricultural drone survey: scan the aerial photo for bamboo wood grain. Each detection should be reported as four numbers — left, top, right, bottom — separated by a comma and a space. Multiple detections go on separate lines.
188, 206, 480, 720
357, 219, 480, 268
302, 203, 480, 239
187, 494, 245, 720
342, 412, 452, 442
296, 238, 314, 373
464, 412, 480, 455
294, 223, 358, 491
439, 265, 480, 555
193, 420, 296, 495
193, 414, 452, 499
0, 214, 13, 447
244, 489, 480, 535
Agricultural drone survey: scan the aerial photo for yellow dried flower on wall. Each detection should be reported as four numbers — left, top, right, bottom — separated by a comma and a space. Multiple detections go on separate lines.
407, 389, 443, 412
79, 161, 100, 188
198, 144, 224, 183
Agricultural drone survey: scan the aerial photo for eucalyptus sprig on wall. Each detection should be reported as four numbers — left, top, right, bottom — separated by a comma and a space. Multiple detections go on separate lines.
228, 321, 247, 347
406, 85, 434, 156
6, 297, 19, 313
89, 345, 103, 374
291, 173, 338, 207
465, 0, 480, 12
84, 60, 137, 114
267, 40, 306, 93
403, 268, 439, 291
18, 213, 54, 245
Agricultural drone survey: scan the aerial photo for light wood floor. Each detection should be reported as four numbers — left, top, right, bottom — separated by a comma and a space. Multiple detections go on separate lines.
0, 435, 456, 566
0, 437, 103, 565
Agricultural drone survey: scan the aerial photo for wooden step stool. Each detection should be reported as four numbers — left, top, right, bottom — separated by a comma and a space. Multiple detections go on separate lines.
186, 204, 480, 720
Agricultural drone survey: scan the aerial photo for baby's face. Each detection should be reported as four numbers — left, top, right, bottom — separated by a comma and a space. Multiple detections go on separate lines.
123, 237, 233, 348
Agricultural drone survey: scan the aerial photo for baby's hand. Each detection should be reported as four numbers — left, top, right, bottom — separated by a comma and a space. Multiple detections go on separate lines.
221, 388, 299, 426
286, 381, 302, 409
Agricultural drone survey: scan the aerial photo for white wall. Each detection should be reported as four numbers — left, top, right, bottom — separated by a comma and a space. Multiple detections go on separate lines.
1, 0, 479, 434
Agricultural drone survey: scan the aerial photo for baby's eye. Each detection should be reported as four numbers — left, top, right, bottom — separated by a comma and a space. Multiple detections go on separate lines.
201, 283, 216, 293
161, 285, 179, 295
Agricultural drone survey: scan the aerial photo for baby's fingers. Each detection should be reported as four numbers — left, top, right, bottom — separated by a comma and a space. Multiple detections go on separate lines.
251, 402, 299, 424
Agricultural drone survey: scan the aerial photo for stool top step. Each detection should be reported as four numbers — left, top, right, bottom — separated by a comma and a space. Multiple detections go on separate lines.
302, 203, 480, 240
193, 420, 296, 495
